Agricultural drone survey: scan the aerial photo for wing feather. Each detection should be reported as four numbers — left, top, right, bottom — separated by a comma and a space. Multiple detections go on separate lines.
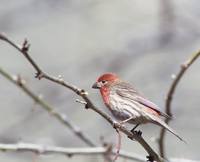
114, 82, 171, 118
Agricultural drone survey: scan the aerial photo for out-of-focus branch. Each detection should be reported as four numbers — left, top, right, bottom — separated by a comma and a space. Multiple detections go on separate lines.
0, 33, 163, 162
0, 142, 145, 162
0, 67, 95, 147
158, 50, 200, 157
0, 143, 199, 162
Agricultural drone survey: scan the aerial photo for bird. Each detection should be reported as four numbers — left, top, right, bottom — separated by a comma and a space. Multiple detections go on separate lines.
92, 73, 184, 141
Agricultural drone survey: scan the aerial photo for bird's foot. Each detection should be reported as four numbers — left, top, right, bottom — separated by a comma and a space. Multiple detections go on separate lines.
146, 155, 154, 162
128, 129, 142, 139
118, 121, 127, 126
112, 121, 120, 129
130, 128, 142, 137
129, 124, 142, 136
132, 130, 142, 136
119, 117, 134, 125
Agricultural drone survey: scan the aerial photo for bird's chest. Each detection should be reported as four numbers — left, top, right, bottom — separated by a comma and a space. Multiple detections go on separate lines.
108, 92, 134, 120
108, 92, 148, 124
100, 88, 110, 107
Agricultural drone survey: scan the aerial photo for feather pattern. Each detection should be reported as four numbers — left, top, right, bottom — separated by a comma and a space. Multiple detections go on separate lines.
108, 81, 184, 141
112, 82, 170, 118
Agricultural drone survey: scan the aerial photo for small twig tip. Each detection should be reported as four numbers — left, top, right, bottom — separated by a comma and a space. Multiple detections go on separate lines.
21, 38, 30, 53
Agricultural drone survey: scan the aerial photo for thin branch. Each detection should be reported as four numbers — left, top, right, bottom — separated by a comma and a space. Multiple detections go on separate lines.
112, 129, 121, 161
0, 67, 95, 147
0, 143, 145, 162
158, 50, 200, 157
0, 33, 163, 162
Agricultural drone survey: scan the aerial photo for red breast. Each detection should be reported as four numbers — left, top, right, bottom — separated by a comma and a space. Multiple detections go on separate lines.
100, 86, 110, 106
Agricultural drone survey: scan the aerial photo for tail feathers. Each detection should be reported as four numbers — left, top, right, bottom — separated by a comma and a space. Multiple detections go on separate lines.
159, 111, 172, 119
157, 119, 186, 143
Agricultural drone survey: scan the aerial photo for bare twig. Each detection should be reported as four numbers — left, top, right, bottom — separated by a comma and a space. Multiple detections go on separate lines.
0, 142, 145, 162
0, 34, 163, 162
158, 50, 200, 157
112, 129, 121, 162
0, 67, 95, 147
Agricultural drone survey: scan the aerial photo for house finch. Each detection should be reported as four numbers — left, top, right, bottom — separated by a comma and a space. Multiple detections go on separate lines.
92, 73, 183, 141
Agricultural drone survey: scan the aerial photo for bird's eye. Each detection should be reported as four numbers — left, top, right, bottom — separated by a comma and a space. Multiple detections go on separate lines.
101, 80, 106, 84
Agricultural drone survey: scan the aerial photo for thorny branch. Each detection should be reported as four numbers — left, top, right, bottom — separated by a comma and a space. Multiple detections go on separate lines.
0, 142, 146, 162
158, 50, 200, 157
0, 33, 164, 162
0, 67, 95, 147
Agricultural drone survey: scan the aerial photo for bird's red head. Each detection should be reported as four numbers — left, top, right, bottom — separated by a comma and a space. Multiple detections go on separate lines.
92, 73, 119, 89
92, 73, 119, 105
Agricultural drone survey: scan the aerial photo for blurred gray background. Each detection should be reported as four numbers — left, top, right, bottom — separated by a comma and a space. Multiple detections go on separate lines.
0, 0, 200, 161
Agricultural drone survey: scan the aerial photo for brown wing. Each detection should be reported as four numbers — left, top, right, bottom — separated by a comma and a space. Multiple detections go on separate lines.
135, 96, 171, 118
114, 81, 171, 118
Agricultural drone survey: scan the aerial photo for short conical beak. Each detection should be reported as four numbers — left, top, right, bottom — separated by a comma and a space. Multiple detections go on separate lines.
92, 82, 100, 89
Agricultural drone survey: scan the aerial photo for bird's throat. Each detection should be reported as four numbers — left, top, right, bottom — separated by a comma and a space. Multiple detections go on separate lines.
100, 87, 110, 106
